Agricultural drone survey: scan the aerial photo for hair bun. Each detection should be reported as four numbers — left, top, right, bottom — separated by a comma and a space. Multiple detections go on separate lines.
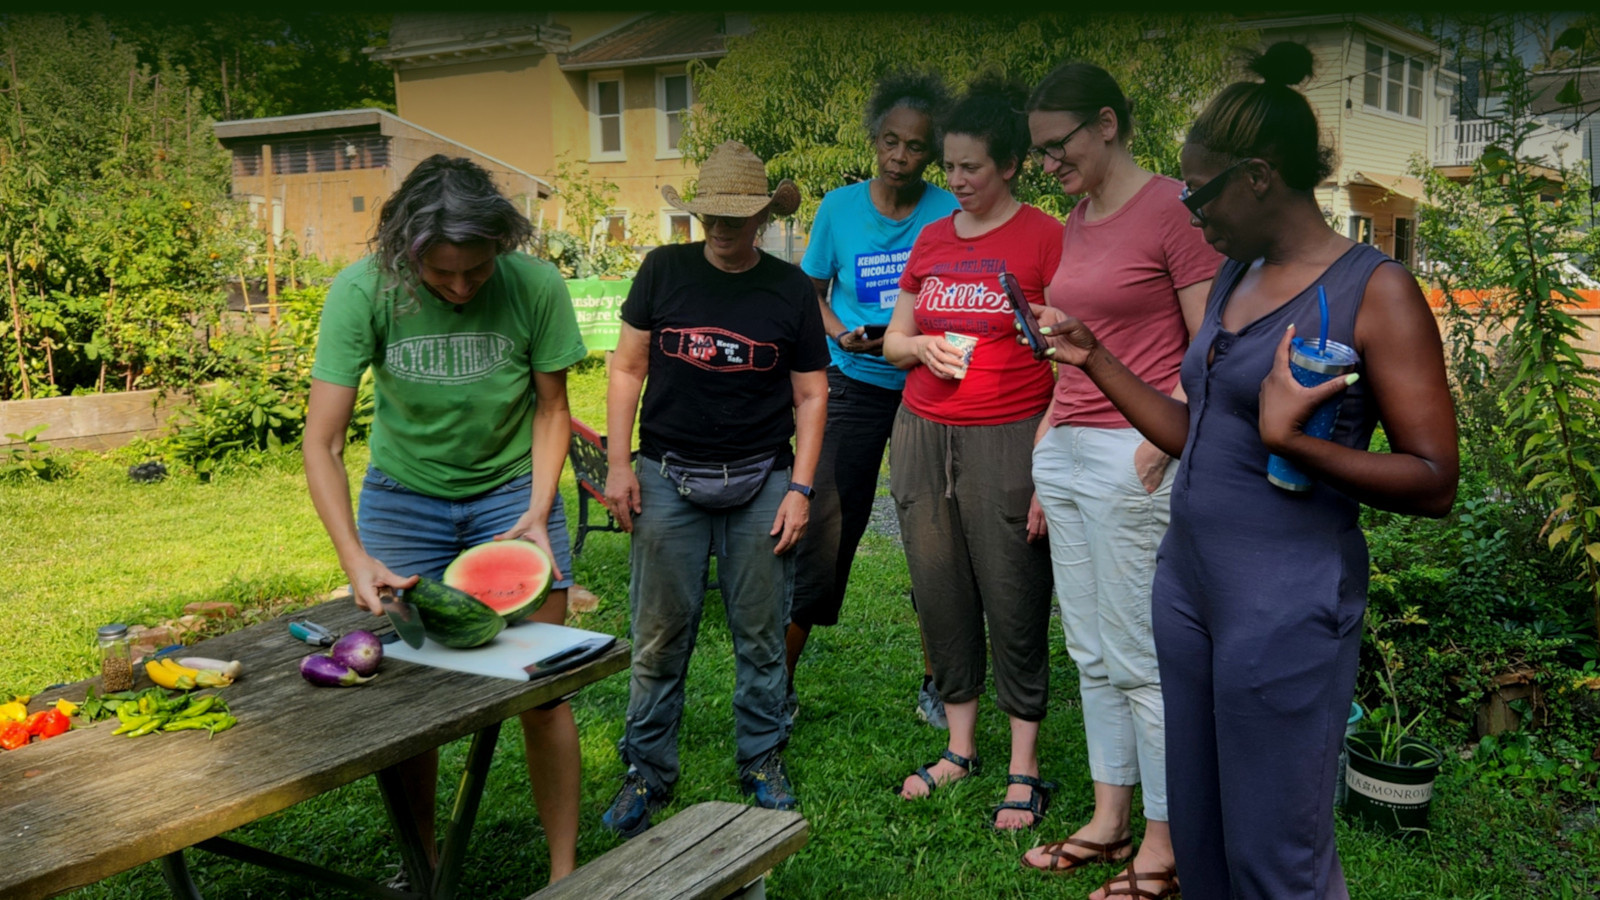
964, 71, 1029, 111
1248, 42, 1314, 88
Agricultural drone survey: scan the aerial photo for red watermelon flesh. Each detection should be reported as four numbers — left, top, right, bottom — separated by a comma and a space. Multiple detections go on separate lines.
442, 540, 554, 624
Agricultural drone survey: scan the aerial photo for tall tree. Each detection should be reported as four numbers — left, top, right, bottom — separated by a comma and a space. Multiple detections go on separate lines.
0, 14, 247, 400
105, 13, 395, 121
682, 13, 1244, 225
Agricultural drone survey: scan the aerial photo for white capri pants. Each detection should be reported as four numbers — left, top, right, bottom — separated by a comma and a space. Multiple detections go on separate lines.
1033, 423, 1172, 822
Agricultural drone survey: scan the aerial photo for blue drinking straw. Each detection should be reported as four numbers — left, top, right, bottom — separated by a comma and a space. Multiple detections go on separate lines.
1317, 285, 1329, 355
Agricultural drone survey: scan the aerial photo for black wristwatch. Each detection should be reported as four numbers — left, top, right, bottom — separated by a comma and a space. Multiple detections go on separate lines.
787, 481, 815, 499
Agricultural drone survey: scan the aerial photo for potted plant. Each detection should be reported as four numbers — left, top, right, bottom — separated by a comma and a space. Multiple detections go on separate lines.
1343, 608, 1445, 836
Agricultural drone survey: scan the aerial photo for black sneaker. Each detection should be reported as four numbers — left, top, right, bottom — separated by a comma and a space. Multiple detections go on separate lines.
601, 770, 670, 838
741, 753, 797, 811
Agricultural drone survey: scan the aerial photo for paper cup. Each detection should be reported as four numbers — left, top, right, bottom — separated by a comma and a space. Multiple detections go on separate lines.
944, 331, 977, 379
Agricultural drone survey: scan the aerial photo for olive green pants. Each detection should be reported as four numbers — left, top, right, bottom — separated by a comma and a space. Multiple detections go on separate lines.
888, 407, 1052, 721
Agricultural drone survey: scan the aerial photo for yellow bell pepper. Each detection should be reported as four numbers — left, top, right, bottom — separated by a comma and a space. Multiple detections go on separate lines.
54, 698, 79, 717
0, 701, 27, 723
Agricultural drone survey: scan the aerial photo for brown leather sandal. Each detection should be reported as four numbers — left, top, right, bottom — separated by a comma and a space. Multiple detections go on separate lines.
1098, 864, 1181, 899
1019, 834, 1133, 873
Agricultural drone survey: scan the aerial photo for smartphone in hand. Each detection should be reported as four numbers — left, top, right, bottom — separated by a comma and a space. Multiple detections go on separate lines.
1000, 271, 1048, 359
862, 324, 888, 340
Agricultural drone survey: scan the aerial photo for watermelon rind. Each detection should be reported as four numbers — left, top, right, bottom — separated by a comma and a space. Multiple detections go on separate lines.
406, 578, 506, 648
442, 540, 555, 624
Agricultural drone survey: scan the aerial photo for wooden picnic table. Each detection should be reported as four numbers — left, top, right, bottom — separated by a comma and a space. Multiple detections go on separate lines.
0, 596, 630, 900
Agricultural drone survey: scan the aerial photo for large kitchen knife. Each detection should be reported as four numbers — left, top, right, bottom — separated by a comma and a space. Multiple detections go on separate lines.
379, 585, 426, 649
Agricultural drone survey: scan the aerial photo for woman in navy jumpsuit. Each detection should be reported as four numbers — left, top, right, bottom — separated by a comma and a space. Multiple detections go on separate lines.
1030, 43, 1458, 900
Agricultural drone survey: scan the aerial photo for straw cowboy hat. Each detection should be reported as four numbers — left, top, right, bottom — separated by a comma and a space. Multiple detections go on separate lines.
661, 140, 800, 218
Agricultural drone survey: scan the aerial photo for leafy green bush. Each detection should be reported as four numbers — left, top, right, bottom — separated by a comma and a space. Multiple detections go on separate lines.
0, 424, 70, 482
160, 286, 338, 477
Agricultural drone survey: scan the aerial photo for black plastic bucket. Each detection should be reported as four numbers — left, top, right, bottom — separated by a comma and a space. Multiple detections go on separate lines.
1343, 731, 1444, 836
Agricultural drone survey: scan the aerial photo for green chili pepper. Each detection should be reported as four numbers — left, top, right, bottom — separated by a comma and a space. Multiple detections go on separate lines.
162, 717, 214, 732
174, 696, 216, 719
126, 717, 165, 737
113, 715, 153, 735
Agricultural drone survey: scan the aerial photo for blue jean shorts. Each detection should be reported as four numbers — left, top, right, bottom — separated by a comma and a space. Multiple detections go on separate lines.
356, 464, 575, 588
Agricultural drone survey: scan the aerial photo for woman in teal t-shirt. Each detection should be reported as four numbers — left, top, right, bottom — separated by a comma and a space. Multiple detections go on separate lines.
304, 155, 588, 885
787, 72, 960, 730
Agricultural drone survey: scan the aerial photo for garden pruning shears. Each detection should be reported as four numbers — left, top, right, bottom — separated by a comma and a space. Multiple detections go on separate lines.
288, 620, 336, 647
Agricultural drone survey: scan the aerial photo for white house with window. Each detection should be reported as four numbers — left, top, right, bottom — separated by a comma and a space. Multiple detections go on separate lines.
1245, 14, 1579, 268
1241, 15, 1463, 267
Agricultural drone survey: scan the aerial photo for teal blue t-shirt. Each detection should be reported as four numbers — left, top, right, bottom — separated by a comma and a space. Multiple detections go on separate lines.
800, 181, 959, 390
310, 253, 587, 499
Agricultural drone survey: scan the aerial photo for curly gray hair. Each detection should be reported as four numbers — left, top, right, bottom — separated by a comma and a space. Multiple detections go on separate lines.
370, 155, 534, 281
863, 71, 950, 150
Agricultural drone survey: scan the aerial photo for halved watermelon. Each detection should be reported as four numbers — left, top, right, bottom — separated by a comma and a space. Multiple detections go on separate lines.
443, 540, 555, 624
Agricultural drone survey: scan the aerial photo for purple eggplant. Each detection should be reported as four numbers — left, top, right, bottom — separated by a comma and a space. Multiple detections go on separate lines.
330, 629, 383, 677
300, 652, 376, 687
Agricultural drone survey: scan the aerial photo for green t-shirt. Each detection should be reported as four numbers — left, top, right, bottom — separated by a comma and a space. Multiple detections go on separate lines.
311, 252, 587, 499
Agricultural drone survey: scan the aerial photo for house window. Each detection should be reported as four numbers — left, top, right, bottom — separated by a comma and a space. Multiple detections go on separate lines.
1393, 217, 1414, 265
1363, 41, 1424, 119
657, 69, 692, 158
602, 212, 627, 244
665, 211, 693, 243
589, 74, 625, 161
1350, 215, 1374, 245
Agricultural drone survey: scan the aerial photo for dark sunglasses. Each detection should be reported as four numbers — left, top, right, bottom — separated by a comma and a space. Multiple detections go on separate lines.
1027, 118, 1093, 166
1178, 159, 1250, 223
696, 213, 750, 231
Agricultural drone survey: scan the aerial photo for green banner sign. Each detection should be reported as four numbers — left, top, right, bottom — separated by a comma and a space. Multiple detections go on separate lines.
566, 277, 631, 353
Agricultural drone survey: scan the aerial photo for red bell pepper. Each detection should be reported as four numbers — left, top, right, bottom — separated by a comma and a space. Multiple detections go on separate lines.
34, 709, 70, 739
23, 710, 49, 736
0, 721, 27, 750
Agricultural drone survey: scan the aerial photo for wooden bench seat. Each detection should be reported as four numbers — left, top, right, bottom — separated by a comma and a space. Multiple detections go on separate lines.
528, 801, 809, 900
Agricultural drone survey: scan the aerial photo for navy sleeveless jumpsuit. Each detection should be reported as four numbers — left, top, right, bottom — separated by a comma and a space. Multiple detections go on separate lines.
1155, 243, 1391, 899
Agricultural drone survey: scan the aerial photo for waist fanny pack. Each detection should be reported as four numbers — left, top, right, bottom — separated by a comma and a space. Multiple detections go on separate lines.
658, 450, 778, 510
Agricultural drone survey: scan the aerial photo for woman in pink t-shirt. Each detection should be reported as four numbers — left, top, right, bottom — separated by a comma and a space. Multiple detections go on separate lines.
1018, 63, 1220, 900
883, 75, 1062, 832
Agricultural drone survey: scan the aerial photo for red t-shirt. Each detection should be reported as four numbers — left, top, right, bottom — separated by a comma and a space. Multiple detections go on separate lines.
1047, 174, 1223, 428
898, 204, 1062, 426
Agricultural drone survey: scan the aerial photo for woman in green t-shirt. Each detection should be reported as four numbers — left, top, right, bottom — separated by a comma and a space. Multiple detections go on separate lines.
304, 155, 588, 885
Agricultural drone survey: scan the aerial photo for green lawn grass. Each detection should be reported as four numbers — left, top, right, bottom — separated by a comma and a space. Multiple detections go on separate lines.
5, 354, 1598, 898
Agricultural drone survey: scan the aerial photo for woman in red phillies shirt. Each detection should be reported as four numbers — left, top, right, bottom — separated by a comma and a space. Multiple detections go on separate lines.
883, 74, 1064, 831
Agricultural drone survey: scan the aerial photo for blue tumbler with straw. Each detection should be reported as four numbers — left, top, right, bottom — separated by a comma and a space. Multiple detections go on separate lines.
1267, 287, 1360, 492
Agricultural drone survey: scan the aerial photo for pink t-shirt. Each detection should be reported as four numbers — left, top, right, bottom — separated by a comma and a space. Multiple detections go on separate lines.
899, 204, 1062, 426
1047, 174, 1223, 428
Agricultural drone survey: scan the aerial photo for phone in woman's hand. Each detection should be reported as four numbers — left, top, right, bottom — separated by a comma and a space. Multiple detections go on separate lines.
1000, 272, 1048, 359
862, 324, 887, 340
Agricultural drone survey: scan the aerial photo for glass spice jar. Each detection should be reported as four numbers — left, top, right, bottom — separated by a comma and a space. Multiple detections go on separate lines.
98, 624, 134, 692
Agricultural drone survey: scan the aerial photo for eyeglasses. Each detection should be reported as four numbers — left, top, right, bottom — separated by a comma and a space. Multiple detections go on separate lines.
1178, 159, 1250, 223
1027, 118, 1093, 166
696, 214, 750, 231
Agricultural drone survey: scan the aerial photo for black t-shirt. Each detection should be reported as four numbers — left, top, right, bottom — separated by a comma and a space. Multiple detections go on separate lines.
620, 242, 829, 466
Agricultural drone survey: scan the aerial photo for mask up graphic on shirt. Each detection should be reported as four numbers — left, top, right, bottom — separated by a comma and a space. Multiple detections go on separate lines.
659, 327, 779, 372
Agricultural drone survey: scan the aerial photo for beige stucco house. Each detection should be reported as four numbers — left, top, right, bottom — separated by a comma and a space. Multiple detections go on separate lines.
368, 12, 737, 249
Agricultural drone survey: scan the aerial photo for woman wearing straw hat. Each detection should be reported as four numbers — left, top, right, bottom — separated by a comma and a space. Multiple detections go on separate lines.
600, 140, 830, 837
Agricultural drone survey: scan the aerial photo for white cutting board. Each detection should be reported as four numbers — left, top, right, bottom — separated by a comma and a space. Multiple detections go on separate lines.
383, 621, 616, 681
